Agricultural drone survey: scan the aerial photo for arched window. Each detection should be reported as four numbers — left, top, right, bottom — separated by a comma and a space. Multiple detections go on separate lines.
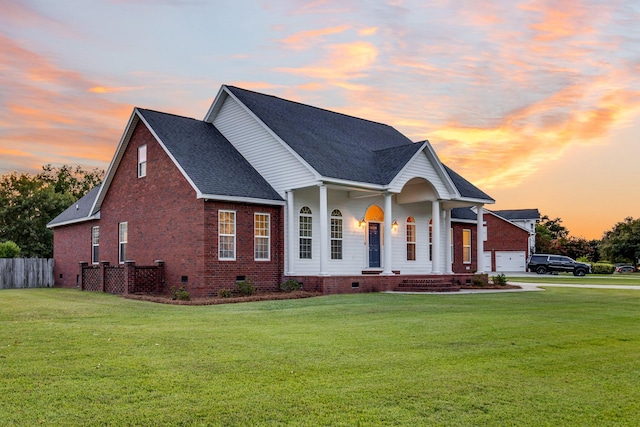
299, 207, 312, 259
406, 217, 416, 261
330, 209, 343, 260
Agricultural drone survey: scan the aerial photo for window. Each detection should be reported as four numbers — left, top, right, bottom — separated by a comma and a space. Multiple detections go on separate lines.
138, 145, 147, 178
463, 229, 471, 263
406, 217, 416, 261
254, 213, 270, 261
219, 210, 236, 260
428, 219, 433, 261
330, 209, 343, 260
118, 222, 128, 264
299, 206, 312, 259
91, 226, 99, 264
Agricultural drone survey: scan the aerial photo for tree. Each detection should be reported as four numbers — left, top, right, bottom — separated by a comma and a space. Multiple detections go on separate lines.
535, 215, 569, 254
600, 217, 640, 266
0, 165, 104, 258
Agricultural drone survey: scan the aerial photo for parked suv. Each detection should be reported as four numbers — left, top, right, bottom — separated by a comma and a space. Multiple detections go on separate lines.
527, 254, 591, 276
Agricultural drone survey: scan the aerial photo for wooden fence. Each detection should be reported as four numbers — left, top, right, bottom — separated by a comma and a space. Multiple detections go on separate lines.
0, 258, 54, 289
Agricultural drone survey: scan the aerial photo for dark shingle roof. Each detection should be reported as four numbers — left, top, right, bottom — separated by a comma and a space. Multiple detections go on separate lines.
493, 209, 540, 221
443, 164, 494, 202
138, 109, 283, 202
47, 185, 101, 227
226, 86, 416, 184
451, 207, 478, 221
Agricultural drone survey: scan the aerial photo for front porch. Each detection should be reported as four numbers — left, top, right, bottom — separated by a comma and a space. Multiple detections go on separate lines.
285, 273, 488, 295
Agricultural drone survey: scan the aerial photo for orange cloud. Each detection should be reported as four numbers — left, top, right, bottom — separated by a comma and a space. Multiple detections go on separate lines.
276, 41, 377, 81
279, 25, 350, 50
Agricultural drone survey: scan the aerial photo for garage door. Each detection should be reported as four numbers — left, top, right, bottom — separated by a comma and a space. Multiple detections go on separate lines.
495, 251, 526, 272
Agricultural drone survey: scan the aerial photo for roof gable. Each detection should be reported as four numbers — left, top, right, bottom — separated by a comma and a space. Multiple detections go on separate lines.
220, 85, 416, 185
137, 109, 283, 202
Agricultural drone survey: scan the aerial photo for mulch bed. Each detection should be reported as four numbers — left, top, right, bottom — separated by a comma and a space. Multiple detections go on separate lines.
123, 290, 322, 306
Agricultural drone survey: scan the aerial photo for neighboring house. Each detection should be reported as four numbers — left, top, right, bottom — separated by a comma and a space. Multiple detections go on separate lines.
48, 85, 495, 296
492, 209, 540, 255
451, 207, 535, 273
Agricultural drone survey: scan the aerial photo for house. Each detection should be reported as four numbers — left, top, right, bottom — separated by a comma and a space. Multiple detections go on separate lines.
493, 209, 540, 255
451, 207, 536, 273
48, 85, 496, 296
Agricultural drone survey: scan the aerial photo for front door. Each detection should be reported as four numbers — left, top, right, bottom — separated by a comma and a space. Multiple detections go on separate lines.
369, 222, 381, 268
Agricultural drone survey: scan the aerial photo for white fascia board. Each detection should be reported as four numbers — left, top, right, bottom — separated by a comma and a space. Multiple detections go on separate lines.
203, 85, 228, 123
422, 141, 461, 198
90, 110, 139, 215
320, 178, 387, 192
209, 85, 322, 181
47, 212, 101, 229
198, 193, 286, 206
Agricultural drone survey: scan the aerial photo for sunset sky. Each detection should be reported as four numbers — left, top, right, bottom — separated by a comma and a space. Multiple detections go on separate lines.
1, 0, 639, 239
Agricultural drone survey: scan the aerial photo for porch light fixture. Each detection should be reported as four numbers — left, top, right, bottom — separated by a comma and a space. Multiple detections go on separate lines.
392, 220, 398, 230
359, 218, 366, 227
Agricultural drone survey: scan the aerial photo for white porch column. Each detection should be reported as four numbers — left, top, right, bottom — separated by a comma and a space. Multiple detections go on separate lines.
431, 200, 442, 273
476, 205, 485, 273
444, 208, 453, 274
382, 192, 394, 275
285, 190, 295, 275
319, 185, 329, 275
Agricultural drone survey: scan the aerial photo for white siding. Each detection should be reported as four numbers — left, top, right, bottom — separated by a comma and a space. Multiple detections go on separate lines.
290, 188, 444, 276
213, 96, 317, 196
390, 151, 451, 199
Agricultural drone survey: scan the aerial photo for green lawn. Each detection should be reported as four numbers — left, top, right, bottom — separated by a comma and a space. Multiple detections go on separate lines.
507, 273, 640, 285
1, 288, 639, 426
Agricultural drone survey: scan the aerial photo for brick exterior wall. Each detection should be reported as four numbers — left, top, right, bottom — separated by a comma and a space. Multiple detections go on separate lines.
452, 213, 530, 273
53, 221, 97, 288
52, 120, 284, 298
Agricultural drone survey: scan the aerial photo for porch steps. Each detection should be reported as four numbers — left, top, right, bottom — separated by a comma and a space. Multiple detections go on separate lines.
394, 278, 460, 293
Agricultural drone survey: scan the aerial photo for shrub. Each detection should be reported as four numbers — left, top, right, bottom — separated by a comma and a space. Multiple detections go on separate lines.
491, 273, 508, 286
280, 279, 302, 293
0, 240, 21, 258
236, 278, 256, 296
472, 274, 486, 287
592, 262, 615, 274
170, 286, 190, 301
217, 288, 232, 298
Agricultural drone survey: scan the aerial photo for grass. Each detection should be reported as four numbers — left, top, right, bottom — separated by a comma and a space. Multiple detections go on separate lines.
507, 273, 640, 285
1, 288, 640, 426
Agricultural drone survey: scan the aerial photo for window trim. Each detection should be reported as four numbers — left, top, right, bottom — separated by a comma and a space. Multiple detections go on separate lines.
254, 213, 270, 261
463, 228, 472, 264
91, 226, 99, 264
118, 222, 128, 264
330, 209, 343, 260
406, 217, 416, 261
219, 210, 236, 261
138, 145, 147, 178
299, 206, 312, 260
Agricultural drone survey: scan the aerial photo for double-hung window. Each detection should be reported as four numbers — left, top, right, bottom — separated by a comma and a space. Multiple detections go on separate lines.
406, 217, 416, 261
254, 213, 270, 261
299, 207, 312, 259
463, 229, 472, 263
91, 226, 99, 264
330, 209, 342, 260
219, 210, 236, 260
138, 145, 147, 178
118, 222, 128, 264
